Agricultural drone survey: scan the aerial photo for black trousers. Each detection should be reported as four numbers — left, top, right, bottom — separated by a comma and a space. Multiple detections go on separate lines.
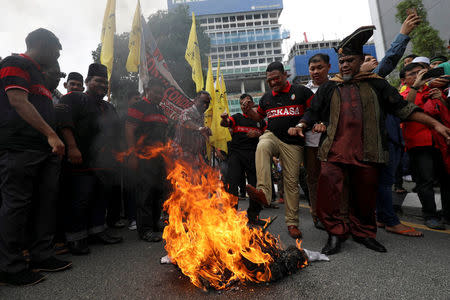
226, 149, 262, 220
0, 150, 60, 273
136, 157, 167, 236
65, 170, 114, 242
408, 146, 450, 219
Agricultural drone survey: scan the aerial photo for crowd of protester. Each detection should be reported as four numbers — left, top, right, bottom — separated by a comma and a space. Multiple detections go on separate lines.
0, 9, 449, 287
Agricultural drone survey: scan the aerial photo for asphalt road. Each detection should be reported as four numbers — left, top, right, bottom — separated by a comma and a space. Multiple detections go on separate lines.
1, 198, 449, 300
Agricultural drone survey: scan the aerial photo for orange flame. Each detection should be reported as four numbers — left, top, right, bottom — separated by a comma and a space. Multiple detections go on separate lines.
119, 141, 282, 290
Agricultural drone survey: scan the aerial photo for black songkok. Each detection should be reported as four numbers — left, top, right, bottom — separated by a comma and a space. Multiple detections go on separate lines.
67, 72, 83, 83
335, 25, 375, 57
87, 63, 107, 78
430, 55, 447, 64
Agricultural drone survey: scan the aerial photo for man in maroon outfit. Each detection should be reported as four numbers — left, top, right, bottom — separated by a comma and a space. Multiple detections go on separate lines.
291, 26, 450, 255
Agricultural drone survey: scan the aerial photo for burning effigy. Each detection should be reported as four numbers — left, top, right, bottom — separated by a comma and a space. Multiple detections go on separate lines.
117, 141, 308, 290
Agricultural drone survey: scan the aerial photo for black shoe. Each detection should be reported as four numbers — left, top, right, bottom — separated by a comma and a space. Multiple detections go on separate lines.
140, 231, 162, 242
321, 235, 341, 255
248, 217, 267, 227
353, 236, 387, 253
0, 270, 46, 286
30, 257, 72, 272
68, 239, 90, 255
424, 218, 446, 230
314, 219, 326, 231
90, 232, 123, 245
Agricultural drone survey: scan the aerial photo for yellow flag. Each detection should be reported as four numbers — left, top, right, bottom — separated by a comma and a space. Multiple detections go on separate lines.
185, 12, 204, 92
210, 60, 231, 154
126, 0, 141, 73
204, 57, 215, 161
100, 0, 116, 80
220, 73, 230, 115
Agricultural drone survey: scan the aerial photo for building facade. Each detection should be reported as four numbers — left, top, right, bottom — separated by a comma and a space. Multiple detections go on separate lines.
368, 0, 450, 59
168, 0, 288, 115
287, 41, 376, 83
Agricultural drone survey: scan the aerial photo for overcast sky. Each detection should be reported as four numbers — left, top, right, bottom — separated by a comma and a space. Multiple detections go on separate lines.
0, 0, 371, 91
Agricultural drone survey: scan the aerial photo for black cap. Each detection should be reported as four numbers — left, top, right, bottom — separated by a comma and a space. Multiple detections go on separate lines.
67, 72, 83, 82
430, 55, 447, 64
335, 25, 375, 57
87, 63, 107, 78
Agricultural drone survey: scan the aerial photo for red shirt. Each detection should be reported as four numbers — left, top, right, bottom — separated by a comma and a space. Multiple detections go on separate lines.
401, 86, 433, 150
423, 97, 450, 173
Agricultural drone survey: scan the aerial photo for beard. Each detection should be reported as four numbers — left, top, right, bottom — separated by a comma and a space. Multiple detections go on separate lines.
343, 74, 353, 82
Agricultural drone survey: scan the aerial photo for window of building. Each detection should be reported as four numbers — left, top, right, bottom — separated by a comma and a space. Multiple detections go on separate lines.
246, 14, 253, 20
269, 13, 277, 18
222, 17, 229, 22
250, 59, 257, 64
212, 55, 218, 59
241, 52, 248, 57
225, 46, 232, 51
262, 13, 268, 18
212, 62, 218, 67
249, 44, 256, 50
208, 26, 214, 30
270, 20, 278, 25
223, 24, 229, 29
246, 22, 253, 27
226, 61, 233, 66
232, 45, 239, 51
230, 23, 236, 28
250, 51, 256, 57
226, 54, 232, 59
207, 18, 214, 23
200, 19, 207, 24
218, 46, 224, 52
263, 21, 269, 25
211, 47, 217, 53
265, 42, 272, 48
273, 42, 280, 47
266, 50, 272, 55
237, 15, 244, 21
254, 14, 261, 19
241, 60, 249, 65
254, 21, 261, 26
258, 51, 264, 55
233, 53, 239, 58
258, 58, 266, 64
216, 25, 222, 29
240, 44, 248, 50
234, 60, 240, 65
238, 23, 245, 28
257, 43, 264, 49
219, 54, 225, 59
267, 57, 274, 63
274, 49, 281, 54
215, 17, 221, 22
230, 16, 236, 22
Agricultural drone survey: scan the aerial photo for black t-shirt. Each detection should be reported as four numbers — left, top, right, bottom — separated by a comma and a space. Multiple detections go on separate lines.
57, 91, 121, 169
257, 82, 314, 145
126, 97, 168, 146
229, 113, 266, 151
0, 54, 55, 151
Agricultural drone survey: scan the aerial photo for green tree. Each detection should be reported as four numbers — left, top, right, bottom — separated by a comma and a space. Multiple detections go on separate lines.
92, 5, 210, 112
92, 33, 139, 115
395, 0, 446, 58
147, 5, 210, 97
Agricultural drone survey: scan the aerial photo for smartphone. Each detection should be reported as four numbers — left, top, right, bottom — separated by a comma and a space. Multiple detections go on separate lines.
422, 67, 445, 80
406, 7, 417, 16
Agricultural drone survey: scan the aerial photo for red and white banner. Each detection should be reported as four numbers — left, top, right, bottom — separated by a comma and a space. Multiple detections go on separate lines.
140, 17, 194, 120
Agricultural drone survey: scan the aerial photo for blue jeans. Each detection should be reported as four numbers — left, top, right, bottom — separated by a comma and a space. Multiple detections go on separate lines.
376, 142, 401, 226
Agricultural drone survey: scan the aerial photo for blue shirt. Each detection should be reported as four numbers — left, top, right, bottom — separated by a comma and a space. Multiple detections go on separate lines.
373, 33, 410, 78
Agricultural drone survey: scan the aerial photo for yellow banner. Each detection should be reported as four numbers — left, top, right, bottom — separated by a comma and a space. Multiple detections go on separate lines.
100, 0, 116, 79
185, 12, 204, 92
126, 0, 141, 73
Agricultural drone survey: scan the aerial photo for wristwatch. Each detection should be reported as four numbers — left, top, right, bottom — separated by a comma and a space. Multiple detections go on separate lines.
295, 123, 305, 129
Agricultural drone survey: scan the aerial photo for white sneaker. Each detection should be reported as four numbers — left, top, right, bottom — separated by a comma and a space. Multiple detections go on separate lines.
128, 220, 137, 230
